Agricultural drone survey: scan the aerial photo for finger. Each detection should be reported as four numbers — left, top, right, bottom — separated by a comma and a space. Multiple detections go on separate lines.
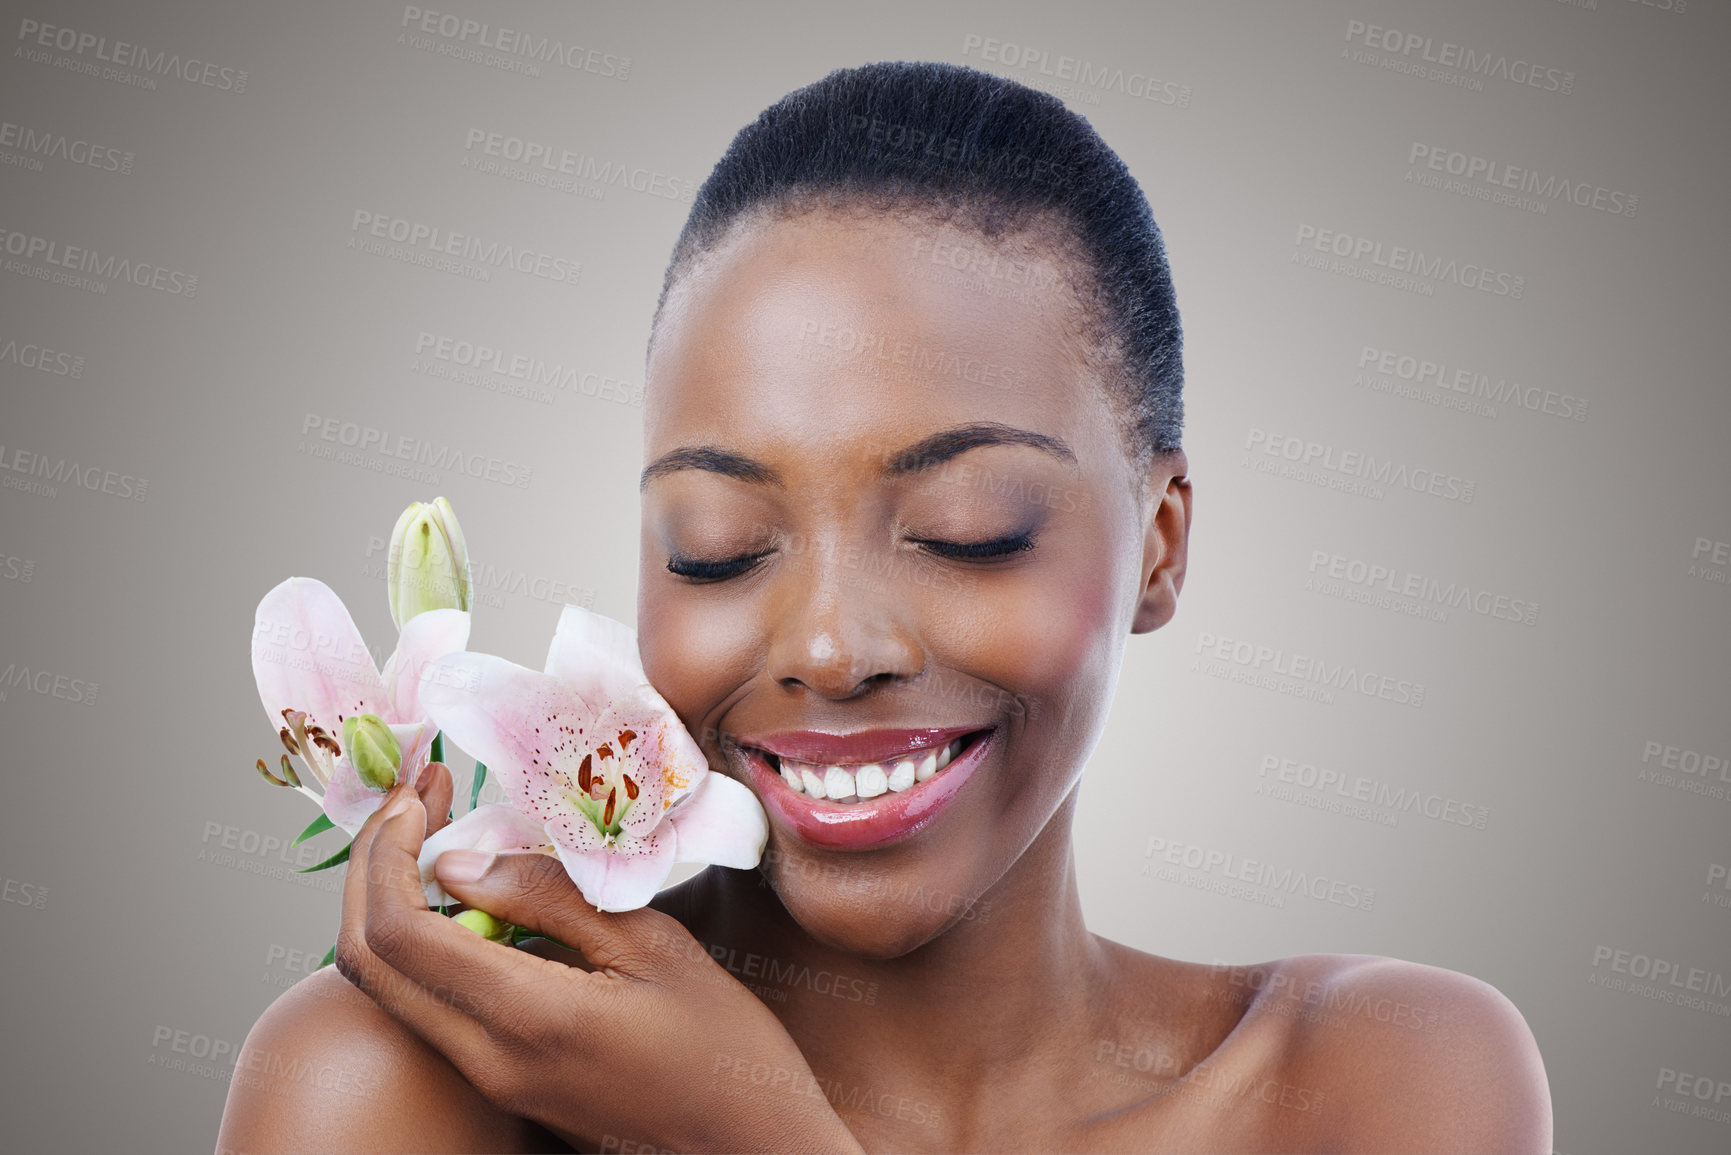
434, 849, 697, 977
415, 759, 454, 838
335, 778, 400, 998
336, 781, 494, 1054
363, 790, 567, 1041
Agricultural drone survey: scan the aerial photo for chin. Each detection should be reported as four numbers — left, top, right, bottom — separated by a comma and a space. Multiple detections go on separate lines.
759, 849, 987, 960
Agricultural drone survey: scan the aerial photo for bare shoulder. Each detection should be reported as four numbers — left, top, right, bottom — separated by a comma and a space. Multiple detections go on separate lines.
1266, 953, 1553, 1154
216, 965, 565, 1154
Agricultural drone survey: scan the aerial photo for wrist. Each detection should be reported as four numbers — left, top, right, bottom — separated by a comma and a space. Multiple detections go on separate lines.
702, 1064, 864, 1154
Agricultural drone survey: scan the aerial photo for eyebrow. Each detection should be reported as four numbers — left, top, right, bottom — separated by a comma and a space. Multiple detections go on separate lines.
883, 422, 1076, 474
640, 422, 1075, 490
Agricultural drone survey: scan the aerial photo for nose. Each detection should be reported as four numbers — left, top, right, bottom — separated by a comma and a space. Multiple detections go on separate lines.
764, 541, 925, 699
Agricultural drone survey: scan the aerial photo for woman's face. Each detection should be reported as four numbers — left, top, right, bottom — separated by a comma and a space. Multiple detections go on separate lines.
638, 210, 1187, 958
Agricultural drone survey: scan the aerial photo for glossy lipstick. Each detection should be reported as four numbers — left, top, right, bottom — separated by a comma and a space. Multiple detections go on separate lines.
731, 726, 995, 850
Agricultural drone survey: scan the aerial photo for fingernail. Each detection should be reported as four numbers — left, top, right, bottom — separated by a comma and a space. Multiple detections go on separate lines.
414, 759, 442, 793
436, 849, 493, 884
383, 785, 416, 817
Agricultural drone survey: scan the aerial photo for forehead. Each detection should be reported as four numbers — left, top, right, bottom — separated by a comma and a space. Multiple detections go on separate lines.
644, 211, 1112, 461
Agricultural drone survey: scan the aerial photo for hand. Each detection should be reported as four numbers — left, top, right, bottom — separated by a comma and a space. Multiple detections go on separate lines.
334, 768, 864, 1155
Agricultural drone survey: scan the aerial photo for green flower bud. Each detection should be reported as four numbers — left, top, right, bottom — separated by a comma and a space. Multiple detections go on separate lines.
342, 713, 401, 792
387, 496, 472, 631
452, 908, 515, 943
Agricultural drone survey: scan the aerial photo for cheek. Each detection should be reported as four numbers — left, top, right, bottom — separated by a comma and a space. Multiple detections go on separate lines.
947, 534, 1130, 738
638, 584, 757, 740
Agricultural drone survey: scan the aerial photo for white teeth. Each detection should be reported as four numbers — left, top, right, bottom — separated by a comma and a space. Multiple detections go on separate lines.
823, 765, 857, 801
855, 763, 888, 798
888, 759, 916, 792
769, 737, 977, 802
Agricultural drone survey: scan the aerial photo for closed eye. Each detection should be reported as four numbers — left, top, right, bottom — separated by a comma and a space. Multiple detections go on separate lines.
666, 550, 771, 582
909, 531, 1036, 561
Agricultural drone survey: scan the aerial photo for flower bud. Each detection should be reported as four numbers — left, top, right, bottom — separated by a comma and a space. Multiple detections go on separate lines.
387, 497, 471, 630
452, 908, 515, 942
342, 713, 401, 792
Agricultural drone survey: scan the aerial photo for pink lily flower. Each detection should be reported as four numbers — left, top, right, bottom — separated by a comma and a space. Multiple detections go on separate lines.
251, 576, 470, 834
416, 605, 768, 913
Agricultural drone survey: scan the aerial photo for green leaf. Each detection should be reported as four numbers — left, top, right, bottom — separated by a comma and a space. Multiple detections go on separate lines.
295, 840, 352, 873
470, 760, 488, 811
291, 812, 336, 846
317, 944, 335, 969
430, 730, 444, 765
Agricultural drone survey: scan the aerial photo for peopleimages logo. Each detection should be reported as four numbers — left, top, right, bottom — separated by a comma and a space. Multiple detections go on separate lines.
1244, 428, 1476, 504
0, 442, 148, 501
298, 412, 533, 489
399, 7, 630, 79
1408, 144, 1636, 218
349, 211, 580, 286
1256, 754, 1490, 830
0, 335, 84, 378
1193, 630, 1426, 708
1143, 836, 1377, 911
1342, 19, 1573, 95
0, 226, 198, 296
961, 34, 1192, 107
1293, 225, 1525, 299
461, 129, 693, 201
1356, 345, 1588, 422
1306, 549, 1540, 627
15, 17, 248, 91
0, 120, 133, 174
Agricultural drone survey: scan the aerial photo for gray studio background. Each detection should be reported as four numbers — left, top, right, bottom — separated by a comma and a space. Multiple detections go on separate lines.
2, 1, 1727, 1151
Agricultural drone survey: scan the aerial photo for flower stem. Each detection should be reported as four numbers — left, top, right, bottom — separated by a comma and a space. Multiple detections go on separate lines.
470, 760, 488, 811
430, 731, 444, 765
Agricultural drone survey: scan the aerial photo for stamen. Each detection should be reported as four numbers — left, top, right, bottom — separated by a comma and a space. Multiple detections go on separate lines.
278, 754, 302, 789
577, 753, 593, 792
603, 787, 616, 826
623, 774, 639, 800
596, 743, 614, 760
256, 758, 288, 787
278, 727, 300, 756
617, 728, 637, 752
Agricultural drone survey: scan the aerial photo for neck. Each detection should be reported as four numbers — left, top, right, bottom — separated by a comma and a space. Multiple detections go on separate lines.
688, 789, 1110, 1133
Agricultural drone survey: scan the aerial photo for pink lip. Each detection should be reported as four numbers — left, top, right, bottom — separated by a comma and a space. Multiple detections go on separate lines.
733, 728, 995, 851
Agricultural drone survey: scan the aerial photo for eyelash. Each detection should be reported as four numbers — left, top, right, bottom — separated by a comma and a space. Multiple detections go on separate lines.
665, 551, 771, 582
908, 531, 1036, 561
666, 532, 1036, 583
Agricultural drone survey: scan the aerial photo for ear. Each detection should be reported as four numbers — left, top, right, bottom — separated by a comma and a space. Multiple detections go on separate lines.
1131, 450, 1192, 635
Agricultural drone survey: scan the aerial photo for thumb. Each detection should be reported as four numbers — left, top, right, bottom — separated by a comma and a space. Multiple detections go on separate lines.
433, 849, 699, 976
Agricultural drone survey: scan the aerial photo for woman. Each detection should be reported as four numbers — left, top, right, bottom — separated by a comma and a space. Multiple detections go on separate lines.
218, 61, 1551, 1153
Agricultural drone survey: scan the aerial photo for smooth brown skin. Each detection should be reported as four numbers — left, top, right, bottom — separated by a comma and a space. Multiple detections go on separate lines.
218, 211, 1552, 1153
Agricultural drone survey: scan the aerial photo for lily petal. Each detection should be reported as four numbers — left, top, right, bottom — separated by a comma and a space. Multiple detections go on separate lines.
382, 607, 472, 723
251, 577, 389, 729
544, 603, 645, 705
419, 652, 597, 828
551, 823, 677, 913
670, 772, 770, 869
321, 759, 390, 836
389, 720, 433, 782
417, 803, 555, 906
590, 693, 708, 839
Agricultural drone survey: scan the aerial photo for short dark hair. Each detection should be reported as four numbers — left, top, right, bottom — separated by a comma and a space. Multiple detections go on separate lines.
652, 60, 1184, 462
